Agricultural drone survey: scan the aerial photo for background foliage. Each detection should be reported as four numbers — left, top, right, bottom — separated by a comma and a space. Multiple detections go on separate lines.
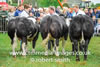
8, 0, 100, 8
37, 0, 63, 7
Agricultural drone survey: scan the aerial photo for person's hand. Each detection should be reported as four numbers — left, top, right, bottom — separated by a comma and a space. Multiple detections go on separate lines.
2, 16, 5, 18
36, 17, 41, 22
2, 15, 6, 18
92, 16, 96, 21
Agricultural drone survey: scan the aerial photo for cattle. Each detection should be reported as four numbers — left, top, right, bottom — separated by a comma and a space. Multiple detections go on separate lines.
69, 15, 94, 61
8, 17, 39, 57
40, 15, 68, 56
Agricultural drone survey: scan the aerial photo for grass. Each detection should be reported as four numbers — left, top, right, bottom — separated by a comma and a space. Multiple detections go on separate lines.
0, 33, 100, 67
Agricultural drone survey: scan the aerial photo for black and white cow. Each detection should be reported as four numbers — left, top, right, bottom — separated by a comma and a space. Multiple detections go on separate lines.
69, 15, 94, 61
8, 17, 39, 57
40, 15, 68, 56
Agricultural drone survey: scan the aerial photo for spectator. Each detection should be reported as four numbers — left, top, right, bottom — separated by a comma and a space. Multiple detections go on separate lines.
84, 8, 89, 16
93, 16, 97, 27
62, 7, 68, 14
72, 5, 85, 17
20, 4, 31, 17
49, 6, 58, 16
0, 6, 8, 31
66, 8, 73, 18
96, 8, 100, 18
34, 6, 40, 17
0, 6, 2, 10
39, 8, 44, 13
0, 6, 8, 18
92, 8, 97, 17
44, 8, 49, 16
14, 4, 24, 16
29, 4, 35, 14
94, 19, 100, 35
92, 8, 98, 26
56, 6, 61, 14
35, 10, 40, 17
8, 7, 16, 20
29, 11, 34, 17
88, 9, 93, 18
80, 8, 84, 11
36, 13, 44, 24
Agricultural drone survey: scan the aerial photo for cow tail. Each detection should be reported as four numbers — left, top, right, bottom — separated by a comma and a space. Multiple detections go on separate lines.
80, 15, 85, 45
81, 31, 85, 45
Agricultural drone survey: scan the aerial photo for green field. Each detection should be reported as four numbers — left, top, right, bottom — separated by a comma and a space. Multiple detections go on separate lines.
0, 33, 100, 67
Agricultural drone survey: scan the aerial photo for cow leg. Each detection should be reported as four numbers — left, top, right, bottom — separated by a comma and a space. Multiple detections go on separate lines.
12, 33, 17, 57
52, 40, 56, 55
32, 33, 39, 54
84, 39, 90, 61
48, 40, 54, 52
50, 40, 55, 54
62, 33, 68, 55
51, 40, 54, 47
42, 33, 51, 56
11, 39, 14, 45
44, 41, 49, 56
20, 40, 22, 51
45, 44, 49, 56
55, 39, 59, 56
79, 42, 84, 52
22, 37, 27, 56
62, 39, 66, 55
70, 36, 75, 55
25, 43, 28, 53
48, 40, 52, 50
74, 40, 80, 61
32, 41, 36, 54
72, 43, 75, 55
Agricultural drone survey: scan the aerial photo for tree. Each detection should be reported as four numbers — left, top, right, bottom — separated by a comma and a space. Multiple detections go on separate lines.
12, 0, 17, 3
63, 3, 69, 8
90, 3, 95, 8
38, 0, 63, 7
23, 0, 36, 6
95, 3, 100, 8
8, 0, 13, 4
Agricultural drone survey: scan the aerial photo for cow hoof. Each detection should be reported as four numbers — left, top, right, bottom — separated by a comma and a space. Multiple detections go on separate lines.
55, 52, 59, 56
22, 55, 26, 58
20, 48, 22, 51
76, 58, 80, 61
26, 51, 28, 54
62, 51, 66, 55
71, 52, 75, 56
22, 52, 26, 56
45, 51, 48, 56
72, 52, 75, 56
84, 58, 87, 61
52, 49, 55, 55
52, 51, 55, 55
13, 55, 16, 58
26, 50, 28, 54
62, 52, 66, 55
32, 49, 35, 54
